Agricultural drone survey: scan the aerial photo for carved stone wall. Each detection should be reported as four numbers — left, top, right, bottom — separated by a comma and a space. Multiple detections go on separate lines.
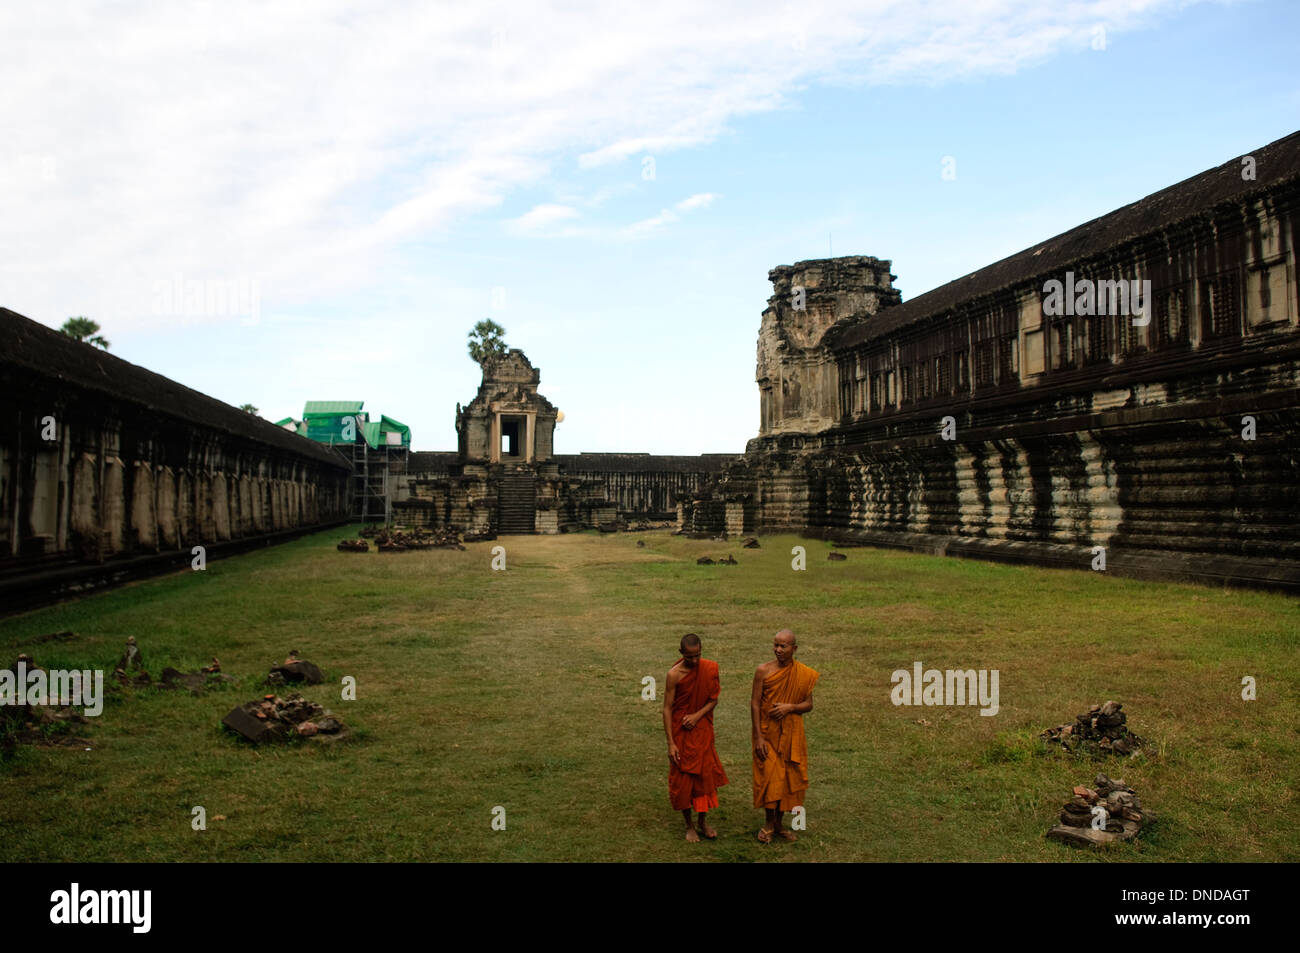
690, 131, 1300, 590
0, 309, 352, 577
758, 256, 901, 436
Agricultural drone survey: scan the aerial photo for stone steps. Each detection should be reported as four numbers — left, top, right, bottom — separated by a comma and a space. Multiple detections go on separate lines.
497, 471, 537, 535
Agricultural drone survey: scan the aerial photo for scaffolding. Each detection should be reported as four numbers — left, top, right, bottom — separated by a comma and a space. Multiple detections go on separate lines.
351, 441, 406, 525
291, 402, 411, 525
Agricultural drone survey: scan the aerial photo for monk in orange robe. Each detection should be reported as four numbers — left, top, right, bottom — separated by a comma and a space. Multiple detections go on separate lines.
751, 629, 818, 843
664, 633, 728, 842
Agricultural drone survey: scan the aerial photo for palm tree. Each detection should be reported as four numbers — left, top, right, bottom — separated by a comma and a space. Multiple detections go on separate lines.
60, 317, 110, 349
467, 319, 507, 364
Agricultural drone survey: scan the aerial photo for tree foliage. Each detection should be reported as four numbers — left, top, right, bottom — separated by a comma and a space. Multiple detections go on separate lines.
467, 319, 507, 364
60, 316, 110, 349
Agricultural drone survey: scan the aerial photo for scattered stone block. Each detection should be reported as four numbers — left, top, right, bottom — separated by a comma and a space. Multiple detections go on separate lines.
827, 552, 847, 561
222, 692, 346, 745
25, 630, 77, 645
268, 658, 324, 685
1046, 774, 1151, 847
1041, 700, 1142, 755
116, 636, 143, 673
222, 705, 285, 744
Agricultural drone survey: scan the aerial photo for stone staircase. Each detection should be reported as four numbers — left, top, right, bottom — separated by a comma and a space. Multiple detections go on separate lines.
497, 469, 537, 535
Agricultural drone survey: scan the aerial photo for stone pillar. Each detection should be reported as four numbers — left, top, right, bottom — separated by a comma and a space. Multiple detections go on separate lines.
132, 462, 157, 551
725, 501, 746, 536
157, 466, 177, 548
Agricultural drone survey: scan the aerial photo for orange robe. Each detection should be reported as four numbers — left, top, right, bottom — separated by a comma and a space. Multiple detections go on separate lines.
752, 659, 819, 810
668, 658, 729, 812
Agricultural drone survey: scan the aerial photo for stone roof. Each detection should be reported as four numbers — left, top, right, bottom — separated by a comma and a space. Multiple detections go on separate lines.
834, 128, 1300, 350
0, 307, 350, 468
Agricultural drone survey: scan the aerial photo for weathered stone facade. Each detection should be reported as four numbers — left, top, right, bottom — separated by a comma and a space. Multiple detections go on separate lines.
0, 308, 352, 607
758, 256, 901, 436
391, 356, 735, 534
456, 349, 559, 464
688, 131, 1300, 590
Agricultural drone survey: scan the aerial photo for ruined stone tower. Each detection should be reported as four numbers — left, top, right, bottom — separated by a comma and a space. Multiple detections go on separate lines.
757, 255, 901, 436
456, 349, 559, 464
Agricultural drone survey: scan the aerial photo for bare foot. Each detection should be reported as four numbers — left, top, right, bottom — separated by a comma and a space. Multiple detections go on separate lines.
697, 822, 717, 840
776, 830, 797, 842
685, 827, 700, 842
757, 826, 774, 843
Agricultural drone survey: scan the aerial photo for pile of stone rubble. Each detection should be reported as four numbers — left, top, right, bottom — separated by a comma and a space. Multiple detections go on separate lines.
337, 538, 369, 552
222, 692, 346, 744
696, 554, 738, 565
266, 651, 324, 686
371, 527, 465, 551
1041, 700, 1142, 755
0, 654, 91, 751
1047, 773, 1150, 847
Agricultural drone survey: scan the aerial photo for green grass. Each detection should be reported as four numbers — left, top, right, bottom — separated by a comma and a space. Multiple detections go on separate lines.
1, 528, 1297, 862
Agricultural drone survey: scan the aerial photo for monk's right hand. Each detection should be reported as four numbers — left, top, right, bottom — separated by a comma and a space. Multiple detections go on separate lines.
668, 743, 680, 765
754, 739, 768, 761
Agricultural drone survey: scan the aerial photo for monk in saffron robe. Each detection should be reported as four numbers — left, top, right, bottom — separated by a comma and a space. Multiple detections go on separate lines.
664, 633, 728, 842
751, 629, 818, 843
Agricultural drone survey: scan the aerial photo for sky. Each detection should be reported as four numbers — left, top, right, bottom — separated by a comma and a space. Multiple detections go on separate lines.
2, 0, 1297, 454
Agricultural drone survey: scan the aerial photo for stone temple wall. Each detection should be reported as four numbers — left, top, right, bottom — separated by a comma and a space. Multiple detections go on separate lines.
553, 453, 734, 520
0, 309, 352, 581
689, 131, 1300, 591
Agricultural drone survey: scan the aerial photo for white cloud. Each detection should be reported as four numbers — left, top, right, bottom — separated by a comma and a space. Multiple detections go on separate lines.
675, 193, 719, 212
0, 0, 1200, 328
621, 192, 722, 237
507, 203, 581, 233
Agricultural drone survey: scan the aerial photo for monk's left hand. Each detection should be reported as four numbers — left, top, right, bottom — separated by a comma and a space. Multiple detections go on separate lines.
769, 702, 795, 720
681, 713, 699, 730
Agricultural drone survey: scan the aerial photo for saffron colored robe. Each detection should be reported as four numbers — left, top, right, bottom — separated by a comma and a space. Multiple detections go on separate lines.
752, 659, 819, 810
668, 658, 729, 811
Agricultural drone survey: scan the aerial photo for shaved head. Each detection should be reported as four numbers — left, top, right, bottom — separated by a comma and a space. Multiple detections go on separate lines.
771, 629, 796, 666
680, 633, 702, 653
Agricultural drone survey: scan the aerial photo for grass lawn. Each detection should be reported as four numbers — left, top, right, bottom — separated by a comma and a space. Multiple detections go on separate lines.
1, 527, 1296, 862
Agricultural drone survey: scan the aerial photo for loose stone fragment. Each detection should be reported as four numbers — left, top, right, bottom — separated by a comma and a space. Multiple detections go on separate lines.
222, 692, 347, 745
267, 651, 324, 685
1040, 700, 1142, 755
1047, 774, 1150, 847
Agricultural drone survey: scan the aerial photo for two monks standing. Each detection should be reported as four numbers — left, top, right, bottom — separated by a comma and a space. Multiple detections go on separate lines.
664, 629, 819, 843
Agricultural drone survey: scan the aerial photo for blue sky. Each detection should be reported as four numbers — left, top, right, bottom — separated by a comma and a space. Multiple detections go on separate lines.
2, 0, 1297, 454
